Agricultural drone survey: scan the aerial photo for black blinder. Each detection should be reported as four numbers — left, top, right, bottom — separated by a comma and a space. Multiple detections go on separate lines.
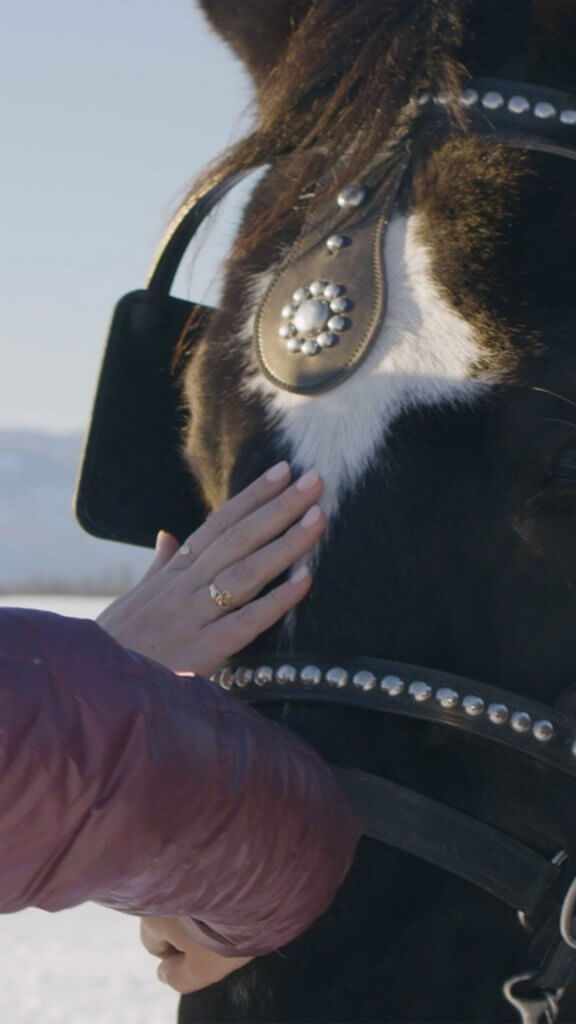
75, 171, 250, 548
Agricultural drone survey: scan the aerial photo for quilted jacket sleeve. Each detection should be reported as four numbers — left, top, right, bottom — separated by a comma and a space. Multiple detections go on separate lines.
0, 608, 360, 956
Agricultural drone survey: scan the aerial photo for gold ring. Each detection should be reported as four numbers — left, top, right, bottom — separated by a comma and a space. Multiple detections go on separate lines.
209, 582, 234, 610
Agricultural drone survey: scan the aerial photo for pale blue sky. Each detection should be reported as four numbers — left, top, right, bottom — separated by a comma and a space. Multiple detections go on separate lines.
1, 0, 253, 433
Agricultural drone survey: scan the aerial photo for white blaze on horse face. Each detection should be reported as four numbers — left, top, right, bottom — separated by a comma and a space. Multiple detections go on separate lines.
243, 212, 493, 523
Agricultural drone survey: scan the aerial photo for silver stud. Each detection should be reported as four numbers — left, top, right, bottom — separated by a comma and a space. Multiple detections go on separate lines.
460, 88, 479, 107
281, 303, 296, 319
323, 283, 344, 301
330, 297, 350, 314
418, 91, 431, 106
255, 665, 274, 686
278, 323, 296, 339
276, 664, 297, 685
482, 91, 504, 110
435, 93, 448, 106
301, 339, 320, 356
293, 287, 311, 304
327, 315, 348, 332
234, 667, 253, 688
293, 299, 330, 336
533, 719, 555, 743
353, 670, 377, 692
487, 702, 509, 725
317, 331, 338, 349
511, 711, 531, 733
381, 675, 404, 697
508, 95, 530, 115
561, 109, 576, 125
571, 740, 576, 758
309, 280, 328, 297
409, 681, 432, 702
463, 695, 485, 716
286, 338, 302, 353
300, 664, 322, 686
535, 101, 556, 119
436, 687, 459, 709
337, 185, 366, 209
326, 666, 349, 688
215, 667, 233, 690
326, 235, 347, 253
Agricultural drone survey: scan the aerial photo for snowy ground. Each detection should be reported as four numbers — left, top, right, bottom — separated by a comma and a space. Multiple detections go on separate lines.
0, 595, 178, 1024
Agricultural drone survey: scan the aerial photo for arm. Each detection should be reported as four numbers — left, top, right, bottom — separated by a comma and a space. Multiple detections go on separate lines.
0, 607, 360, 957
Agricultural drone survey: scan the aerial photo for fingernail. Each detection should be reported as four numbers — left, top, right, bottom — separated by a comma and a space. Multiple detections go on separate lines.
157, 963, 167, 984
301, 505, 321, 528
296, 469, 320, 491
291, 564, 310, 583
266, 461, 290, 482
155, 529, 167, 551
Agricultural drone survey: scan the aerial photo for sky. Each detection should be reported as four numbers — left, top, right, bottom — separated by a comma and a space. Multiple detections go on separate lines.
0, 0, 253, 434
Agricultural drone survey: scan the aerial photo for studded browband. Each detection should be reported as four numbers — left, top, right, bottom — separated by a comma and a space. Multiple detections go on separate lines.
214, 655, 576, 779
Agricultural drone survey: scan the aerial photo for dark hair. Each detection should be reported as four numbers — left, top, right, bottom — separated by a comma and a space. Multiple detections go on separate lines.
183, 0, 468, 251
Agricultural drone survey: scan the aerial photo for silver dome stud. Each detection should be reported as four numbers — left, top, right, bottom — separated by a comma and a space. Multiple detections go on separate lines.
301, 339, 320, 356
482, 91, 505, 110
409, 681, 432, 702
561, 109, 576, 125
487, 702, 509, 725
535, 101, 556, 119
533, 720, 555, 743
281, 303, 296, 319
309, 280, 328, 297
276, 664, 297, 685
329, 297, 350, 314
381, 675, 405, 697
326, 234, 347, 253
234, 666, 253, 688
323, 283, 344, 301
317, 331, 338, 349
571, 740, 576, 758
286, 337, 302, 353
278, 323, 297, 339
293, 299, 331, 336
418, 91, 431, 106
508, 95, 530, 115
436, 687, 459, 709
353, 670, 377, 692
326, 666, 349, 688
293, 287, 311, 304
255, 665, 274, 686
460, 88, 479, 107
337, 185, 367, 209
463, 695, 485, 716
300, 665, 322, 686
435, 93, 448, 106
327, 314, 348, 332
216, 667, 233, 690
511, 711, 531, 733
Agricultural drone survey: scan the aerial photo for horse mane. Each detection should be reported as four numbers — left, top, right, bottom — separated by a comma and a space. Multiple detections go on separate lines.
190, 0, 468, 255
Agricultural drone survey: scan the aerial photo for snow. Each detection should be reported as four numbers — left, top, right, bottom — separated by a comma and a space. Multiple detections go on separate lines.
0, 595, 178, 1024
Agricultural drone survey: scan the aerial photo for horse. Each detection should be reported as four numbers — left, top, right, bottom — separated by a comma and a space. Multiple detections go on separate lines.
169, 1, 576, 1020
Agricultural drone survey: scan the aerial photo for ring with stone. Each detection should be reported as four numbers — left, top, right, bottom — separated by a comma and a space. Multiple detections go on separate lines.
209, 582, 235, 611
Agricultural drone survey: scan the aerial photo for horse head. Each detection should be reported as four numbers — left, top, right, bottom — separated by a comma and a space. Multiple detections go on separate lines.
175, 1, 576, 1020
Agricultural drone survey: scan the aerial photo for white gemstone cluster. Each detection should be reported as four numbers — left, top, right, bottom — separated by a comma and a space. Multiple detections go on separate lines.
278, 280, 353, 357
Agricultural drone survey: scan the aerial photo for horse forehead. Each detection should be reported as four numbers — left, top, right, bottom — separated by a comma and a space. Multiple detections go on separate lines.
242, 211, 496, 518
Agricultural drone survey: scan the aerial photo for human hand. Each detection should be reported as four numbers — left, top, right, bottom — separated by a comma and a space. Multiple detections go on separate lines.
140, 916, 253, 994
97, 462, 325, 676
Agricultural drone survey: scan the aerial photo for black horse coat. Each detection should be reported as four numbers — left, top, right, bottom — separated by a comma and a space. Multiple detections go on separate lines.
176, 2, 576, 1020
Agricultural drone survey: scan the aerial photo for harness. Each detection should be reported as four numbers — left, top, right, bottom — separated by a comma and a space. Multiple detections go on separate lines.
76, 76, 576, 1023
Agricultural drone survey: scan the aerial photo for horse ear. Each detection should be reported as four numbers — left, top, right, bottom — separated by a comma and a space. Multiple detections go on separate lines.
198, 0, 311, 87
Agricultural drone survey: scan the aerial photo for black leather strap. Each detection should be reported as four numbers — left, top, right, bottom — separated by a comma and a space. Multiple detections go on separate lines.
332, 765, 559, 915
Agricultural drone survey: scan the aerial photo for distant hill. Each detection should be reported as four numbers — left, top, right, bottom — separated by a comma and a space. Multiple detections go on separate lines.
0, 430, 150, 593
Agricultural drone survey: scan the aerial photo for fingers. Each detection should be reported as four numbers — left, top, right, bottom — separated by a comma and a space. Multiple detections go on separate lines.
142, 531, 181, 581
188, 470, 323, 590
190, 564, 314, 677
156, 949, 252, 995
201, 503, 325, 624
171, 461, 293, 565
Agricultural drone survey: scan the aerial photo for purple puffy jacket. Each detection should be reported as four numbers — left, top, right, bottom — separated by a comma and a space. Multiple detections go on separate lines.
0, 608, 360, 956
